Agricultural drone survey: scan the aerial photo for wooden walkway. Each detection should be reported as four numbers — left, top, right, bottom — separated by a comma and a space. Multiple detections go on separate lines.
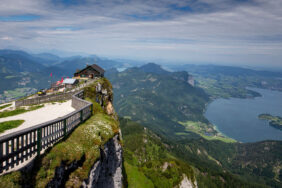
0, 91, 93, 175
0, 101, 75, 137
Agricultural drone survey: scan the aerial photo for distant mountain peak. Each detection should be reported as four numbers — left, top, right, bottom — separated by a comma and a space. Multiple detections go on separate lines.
0, 49, 30, 57
139, 63, 168, 74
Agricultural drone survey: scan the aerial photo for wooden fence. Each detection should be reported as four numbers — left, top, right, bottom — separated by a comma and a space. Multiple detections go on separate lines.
14, 79, 97, 108
15, 92, 74, 107
0, 90, 93, 174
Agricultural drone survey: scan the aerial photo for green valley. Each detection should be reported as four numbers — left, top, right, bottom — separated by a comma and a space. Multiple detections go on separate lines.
178, 121, 236, 143
107, 63, 282, 187
106, 63, 210, 140
170, 64, 282, 99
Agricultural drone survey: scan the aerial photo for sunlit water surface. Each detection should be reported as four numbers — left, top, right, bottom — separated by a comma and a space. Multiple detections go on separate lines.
205, 88, 282, 142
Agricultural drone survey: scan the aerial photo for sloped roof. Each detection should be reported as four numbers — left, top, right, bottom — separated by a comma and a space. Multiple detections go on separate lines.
75, 64, 105, 75
90, 64, 105, 74
63, 78, 77, 84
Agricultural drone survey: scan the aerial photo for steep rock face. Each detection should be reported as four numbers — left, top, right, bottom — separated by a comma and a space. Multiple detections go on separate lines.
83, 134, 123, 188
106, 102, 114, 115
84, 79, 114, 114
179, 174, 198, 188
46, 134, 123, 188
47, 156, 85, 188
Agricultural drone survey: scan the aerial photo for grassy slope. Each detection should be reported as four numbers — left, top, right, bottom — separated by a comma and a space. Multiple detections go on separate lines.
0, 78, 119, 188
0, 120, 24, 133
0, 106, 118, 188
35, 106, 119, 187
170, 137, 282, 187
124, 162, 154, 188
107, 68, 212, 141
121, 118, 196, 188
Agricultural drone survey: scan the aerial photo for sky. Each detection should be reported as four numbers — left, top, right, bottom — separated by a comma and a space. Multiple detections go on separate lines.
0, 0, 282, 67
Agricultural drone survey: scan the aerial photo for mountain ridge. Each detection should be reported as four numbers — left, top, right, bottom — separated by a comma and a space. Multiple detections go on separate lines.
107, 64, 282, 187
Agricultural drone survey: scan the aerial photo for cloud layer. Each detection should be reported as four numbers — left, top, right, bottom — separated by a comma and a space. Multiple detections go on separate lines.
0, 0, 282, 66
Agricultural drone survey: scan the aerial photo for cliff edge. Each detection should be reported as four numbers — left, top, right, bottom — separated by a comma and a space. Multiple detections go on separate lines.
0, 78, 123, 188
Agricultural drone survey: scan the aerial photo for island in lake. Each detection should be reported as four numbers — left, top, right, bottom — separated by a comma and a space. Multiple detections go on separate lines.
258, 114, 282, 131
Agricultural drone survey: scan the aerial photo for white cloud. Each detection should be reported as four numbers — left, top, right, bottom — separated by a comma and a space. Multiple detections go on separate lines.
0, 0, 281, 66
0, 36, 13, 40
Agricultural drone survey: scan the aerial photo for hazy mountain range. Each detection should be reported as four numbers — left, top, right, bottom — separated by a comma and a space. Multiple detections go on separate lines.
1, 49, 282, 102
0, 49, 282, 187
0, 49, 127, 101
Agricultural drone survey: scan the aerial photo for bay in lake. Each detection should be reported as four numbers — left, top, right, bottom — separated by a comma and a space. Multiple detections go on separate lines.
204, 88, 282, 142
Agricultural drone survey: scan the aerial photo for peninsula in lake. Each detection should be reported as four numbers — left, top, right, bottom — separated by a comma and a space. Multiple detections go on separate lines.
259, 114, 282, 131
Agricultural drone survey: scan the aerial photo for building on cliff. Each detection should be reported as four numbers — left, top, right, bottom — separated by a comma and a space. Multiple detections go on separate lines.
74, 64, 105, 79
63, 78, 79, 89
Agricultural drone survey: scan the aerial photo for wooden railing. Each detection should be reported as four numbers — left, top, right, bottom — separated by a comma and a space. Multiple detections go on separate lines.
0, 90, 93, 174
15, 79, 96, 108
15, 92, 73, 107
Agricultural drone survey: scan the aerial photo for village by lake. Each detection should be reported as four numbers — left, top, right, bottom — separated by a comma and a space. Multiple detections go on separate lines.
205, 88, 282, 143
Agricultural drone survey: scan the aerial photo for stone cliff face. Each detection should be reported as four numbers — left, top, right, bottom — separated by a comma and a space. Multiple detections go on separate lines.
84, 79, 123, 187
179, 174, 198, 188
47, 134, 123, 188
83, 134, 123, 188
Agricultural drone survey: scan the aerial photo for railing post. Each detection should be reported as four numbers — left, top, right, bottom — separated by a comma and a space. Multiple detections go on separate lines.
37, 128, 42, 156
63, 119, 67, 137
80, 110, 83, 122
0, 142, 3, 173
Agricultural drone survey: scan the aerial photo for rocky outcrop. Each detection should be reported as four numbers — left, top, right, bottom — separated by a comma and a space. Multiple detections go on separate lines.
47, 156, 85, 188
179, 174, 198, 188
46, 134, 122, 188
82, 134, 123, 188
85, 79, 113, 109
188, 75, 195, 87
106, 102, 114, 115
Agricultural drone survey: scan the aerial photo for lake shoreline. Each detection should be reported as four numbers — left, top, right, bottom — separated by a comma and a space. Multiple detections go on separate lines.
204, 88, 282, 143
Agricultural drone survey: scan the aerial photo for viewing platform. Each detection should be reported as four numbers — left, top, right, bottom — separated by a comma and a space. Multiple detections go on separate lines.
0, 90, 93, 175
0, 64, 105, 175
0, 100, 75, 137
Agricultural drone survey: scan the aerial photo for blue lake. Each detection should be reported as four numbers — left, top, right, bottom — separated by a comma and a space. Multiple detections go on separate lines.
204, 88, 282, 143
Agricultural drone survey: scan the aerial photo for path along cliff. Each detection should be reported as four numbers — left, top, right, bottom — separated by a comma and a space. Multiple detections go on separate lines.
0, 78, 123, 188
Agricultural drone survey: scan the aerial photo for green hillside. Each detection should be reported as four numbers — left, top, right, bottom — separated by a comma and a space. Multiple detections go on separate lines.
0, 50, 66, 100
107, 64, 211, 140
107, 64, 282, 187
121, 118, 196, 188
121, 118, 282, 188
